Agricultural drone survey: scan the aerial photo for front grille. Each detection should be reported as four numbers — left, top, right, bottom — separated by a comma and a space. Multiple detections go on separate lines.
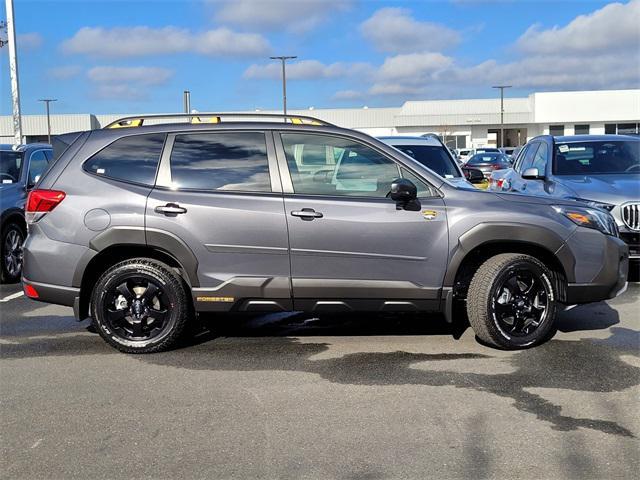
622, 203, 640, 231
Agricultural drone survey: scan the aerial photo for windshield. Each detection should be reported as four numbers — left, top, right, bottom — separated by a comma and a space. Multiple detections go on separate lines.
0, 150, 23, 184
476, 148, 500, 153
467, 153, 510, 165
393, 145, 461, 178
554, 140, 640, 175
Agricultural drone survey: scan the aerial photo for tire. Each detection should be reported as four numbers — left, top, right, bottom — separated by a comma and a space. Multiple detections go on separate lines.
91, 258, 190, 353
467, 253, 558, 349
1, 221, 25, 283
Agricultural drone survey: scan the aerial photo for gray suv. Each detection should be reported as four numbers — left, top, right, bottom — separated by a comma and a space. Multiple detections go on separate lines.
22, 114, 629, 353
488, 135, 640, 266
1, 143, 52, 282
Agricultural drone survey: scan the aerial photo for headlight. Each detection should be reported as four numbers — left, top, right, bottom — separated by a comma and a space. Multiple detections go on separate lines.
552, 205, 619, 236
567, 197, 615, 211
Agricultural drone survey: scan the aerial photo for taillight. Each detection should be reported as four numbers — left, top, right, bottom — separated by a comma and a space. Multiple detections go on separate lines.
26, 189, 66, 213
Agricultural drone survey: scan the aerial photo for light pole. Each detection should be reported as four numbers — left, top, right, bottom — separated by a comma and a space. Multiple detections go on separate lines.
38, 99, 57, 144
4, 0, 23, 145
492, 85, 511, 148
270, 55, 297, 120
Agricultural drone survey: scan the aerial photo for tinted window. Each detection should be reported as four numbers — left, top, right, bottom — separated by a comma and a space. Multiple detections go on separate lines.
549, 125, 565, 136
393, 145, 461, 178
170, 132, 270, 192
28, 150, 49, 186
554, 141, 640, 175
282, 133, 401, 197
575, 124, 590, 135
84, 133, 165, 185
0, 151, 23, 184
467, 153, 510, 165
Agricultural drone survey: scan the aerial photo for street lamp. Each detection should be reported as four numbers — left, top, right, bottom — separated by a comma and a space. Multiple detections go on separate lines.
270, 55, 297, 120
38, 99, 57, 144
492, 85, 511, 148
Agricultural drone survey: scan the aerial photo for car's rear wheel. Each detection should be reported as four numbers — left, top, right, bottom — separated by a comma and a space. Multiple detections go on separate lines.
91, 258, 190, 353
1, 222, 25, 283
467, 253, 558, 349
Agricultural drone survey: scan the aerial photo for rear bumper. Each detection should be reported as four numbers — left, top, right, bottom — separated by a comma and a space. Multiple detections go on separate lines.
21, 278, 79, 307
565, 235, 629, 304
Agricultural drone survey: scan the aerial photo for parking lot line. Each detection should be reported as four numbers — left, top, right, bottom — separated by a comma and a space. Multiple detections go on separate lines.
0, 291, 24, 303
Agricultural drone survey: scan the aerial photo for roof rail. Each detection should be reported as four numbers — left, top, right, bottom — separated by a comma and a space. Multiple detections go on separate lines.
103, 112, 335, 129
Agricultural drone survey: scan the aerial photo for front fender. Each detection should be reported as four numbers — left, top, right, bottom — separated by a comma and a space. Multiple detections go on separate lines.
443, 222, 576, 286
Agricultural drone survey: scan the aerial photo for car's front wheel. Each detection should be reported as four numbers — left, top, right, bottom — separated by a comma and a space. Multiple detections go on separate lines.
1, 222, 25, 283
467, 253, 558, 349
91, 258, 190, 353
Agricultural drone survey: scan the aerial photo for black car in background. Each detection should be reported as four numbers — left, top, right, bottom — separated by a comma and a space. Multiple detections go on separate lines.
465, 152, 512, 178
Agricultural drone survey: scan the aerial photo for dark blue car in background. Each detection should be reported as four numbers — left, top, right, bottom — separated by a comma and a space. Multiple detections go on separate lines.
0, 143, 52, 282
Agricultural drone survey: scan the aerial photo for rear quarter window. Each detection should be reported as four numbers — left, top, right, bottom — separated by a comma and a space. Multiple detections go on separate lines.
83, 133, 166, 186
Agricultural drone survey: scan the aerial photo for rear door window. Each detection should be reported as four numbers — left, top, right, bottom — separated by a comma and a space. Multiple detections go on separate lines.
169, 132, 271, 192
84, 133, 166, 186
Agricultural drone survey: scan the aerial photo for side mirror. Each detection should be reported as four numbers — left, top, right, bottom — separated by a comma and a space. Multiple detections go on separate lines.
462, 167, 485, 184
26, 175, 41, 191
389, 178, 420, 211
522, 167, 545, 180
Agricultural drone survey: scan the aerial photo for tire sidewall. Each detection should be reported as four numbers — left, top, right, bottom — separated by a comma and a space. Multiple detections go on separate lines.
92, 262, 184, 351
487, 258, 557, 348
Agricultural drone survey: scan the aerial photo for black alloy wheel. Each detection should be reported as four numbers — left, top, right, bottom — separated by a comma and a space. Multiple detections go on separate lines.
104, 276, 171, 342
492, 267, 549, 337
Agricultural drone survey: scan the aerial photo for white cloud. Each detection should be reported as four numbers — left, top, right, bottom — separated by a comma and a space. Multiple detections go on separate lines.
92, 84, 148, 101
244, 60, 373, 80
48, 65, 82, 80
332, 90, 366, 101
62, 26, 270, 58
87, 66, 173, 85
337, 1, 640, 100
18, 32, 43, 51
213, 0, 352, 33
517, 0, 640, 55
360, 8, 461, 53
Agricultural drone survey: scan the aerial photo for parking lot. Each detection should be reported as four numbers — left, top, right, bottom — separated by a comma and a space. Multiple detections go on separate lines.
0, 278, 638, 479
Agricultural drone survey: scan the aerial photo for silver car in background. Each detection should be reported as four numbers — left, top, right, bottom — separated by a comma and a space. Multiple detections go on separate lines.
489, 134, 640, 266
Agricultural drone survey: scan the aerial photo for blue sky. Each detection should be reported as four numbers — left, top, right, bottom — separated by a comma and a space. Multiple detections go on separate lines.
1, 0, 639, 115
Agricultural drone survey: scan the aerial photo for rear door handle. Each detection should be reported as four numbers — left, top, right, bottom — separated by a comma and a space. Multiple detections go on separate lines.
291, 208, 323, 220
155, 203, 187, 215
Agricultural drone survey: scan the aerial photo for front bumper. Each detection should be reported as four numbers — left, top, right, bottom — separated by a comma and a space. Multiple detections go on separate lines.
565, 234, 629, 304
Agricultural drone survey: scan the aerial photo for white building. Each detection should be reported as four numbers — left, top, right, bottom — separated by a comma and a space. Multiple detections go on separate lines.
1, 89, 639, 148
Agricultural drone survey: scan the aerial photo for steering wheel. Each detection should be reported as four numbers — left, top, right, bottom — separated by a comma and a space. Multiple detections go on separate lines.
0, 172, 16, 183
624, 164, 640, 173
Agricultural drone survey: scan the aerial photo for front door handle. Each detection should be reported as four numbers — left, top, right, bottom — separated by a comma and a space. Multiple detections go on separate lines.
155, 203, 187, 215
291, 208, 323, 220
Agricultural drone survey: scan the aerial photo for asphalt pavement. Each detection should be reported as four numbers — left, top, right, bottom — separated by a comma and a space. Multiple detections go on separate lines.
1, 280, 639, 479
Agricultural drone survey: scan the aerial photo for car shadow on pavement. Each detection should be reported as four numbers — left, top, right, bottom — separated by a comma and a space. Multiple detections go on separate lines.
144, 302, 638, 439
3, 298, 638, 439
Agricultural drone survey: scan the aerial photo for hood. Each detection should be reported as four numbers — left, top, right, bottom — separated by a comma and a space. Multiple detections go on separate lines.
557, 174, 640, 204
495, 192, 578, 206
